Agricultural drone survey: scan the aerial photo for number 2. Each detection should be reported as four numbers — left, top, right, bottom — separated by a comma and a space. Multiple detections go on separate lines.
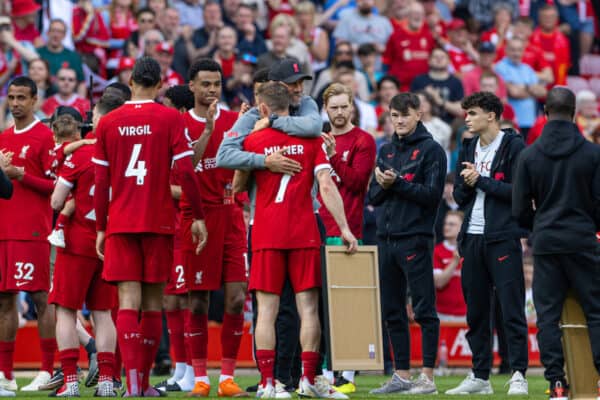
14, 262, 34, 280
125, 144, 147, 185
275, 174, 291, 203
175, 265, 185, 284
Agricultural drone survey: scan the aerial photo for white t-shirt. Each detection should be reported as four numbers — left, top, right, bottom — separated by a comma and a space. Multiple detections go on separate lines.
467, 131, 504, 234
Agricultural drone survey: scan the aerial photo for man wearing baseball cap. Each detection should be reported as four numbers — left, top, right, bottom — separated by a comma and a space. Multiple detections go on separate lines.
216, 58, 342, 397
444, 18, 478, 75
461, 42, 507, 97
155, 41, 184, 89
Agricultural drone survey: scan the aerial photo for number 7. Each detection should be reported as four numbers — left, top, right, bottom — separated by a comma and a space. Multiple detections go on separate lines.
275, 174, 291, 203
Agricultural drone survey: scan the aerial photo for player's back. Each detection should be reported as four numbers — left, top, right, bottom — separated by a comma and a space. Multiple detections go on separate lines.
244, 128, 329, 250
94, 100, 192, 235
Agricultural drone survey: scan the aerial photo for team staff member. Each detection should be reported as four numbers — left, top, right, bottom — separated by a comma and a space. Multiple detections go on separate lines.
0, 77, 58, 395
447, 92, 528, 396
49, 100, 123, 398
368, 93, 445, 395
320, 83, 376, 394
93, 57, 208, 397
513, 87, 600, 399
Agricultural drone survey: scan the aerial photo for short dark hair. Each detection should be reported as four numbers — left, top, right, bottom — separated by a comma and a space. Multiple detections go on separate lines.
105, 82, 132, 101
95, 92, 125, 116
136, 7, 156, 19
131, 57, 161, 87
390, 92, 420, 114
253, 68, 270, 84
377, 75, 400, 92
49, 18, 67, 30
256, 82, 290, 113
165, 85, 195, 111
334, 60, 355, 71
188, 58, 222, 82
545, 87, 576, 119
8, 76, 37, 97
357, 43, 377, 57
461, 91, 504, 120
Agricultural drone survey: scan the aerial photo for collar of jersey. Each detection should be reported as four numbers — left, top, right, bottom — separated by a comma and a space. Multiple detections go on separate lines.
188, 106, 221, 123
125, 100, 155, 105
14, 118, 40, 134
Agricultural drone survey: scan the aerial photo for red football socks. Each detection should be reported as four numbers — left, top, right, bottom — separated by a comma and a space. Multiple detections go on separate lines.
116, 309, 140, 395
97, 352, 115, 383
221, 313, 244, 376
183, 309, 192, 365
256, 350, 275, 386
0, 341, 14, 380
166, 310, 186, 363
40, 338, 58, 374
301, 351, 320, 384
56, 213, 69, 229
189, 313, 208, 378
59, 348, 80, 383
139, 311, 162, 391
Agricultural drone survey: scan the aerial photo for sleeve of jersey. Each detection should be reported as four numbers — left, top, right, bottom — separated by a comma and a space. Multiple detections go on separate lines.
21, 173, 54, 194
42, 133, 58, 178
171, 113, 195, 162
92, 122, 109, 167
314, 142, 331, 176
175, 157, 204, 220
94, 164, 110, 231
329, 135, 376, 193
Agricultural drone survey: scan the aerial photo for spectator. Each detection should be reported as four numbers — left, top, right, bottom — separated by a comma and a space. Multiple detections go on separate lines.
529, 4, 570, 86
234, 4, 268, 58
374, 75, 399, 121
320, 0, 356, 32
375, 111, 393, 147
154, 42, 183, 100
141, 29, 165, 58
213, 26, 238, 80
72, 0, 110, 73
411, 47, 465, 124
36, 19, 86, 86
41, 67, 91, 119
266, 0, 297, 23
224, 56, 257, 107
266, 14, 312, 79
333, 0, 393, 53
462, 42, 507, 97
417, 90, 452, 160
0, 15, 39, 86
357, 43, 382, 98
443, 19, 479, 75
123, 8, 157, 58
433, 210, 466, 322
295, 1, 329, 76
174, 0, 204, 30
575, 90, 600, 140
509, 17, 554, 85
311, 41, 370, 101
113, 56, 135, 85
479, 72, 517, 124
148, 0, 168, 27
107, 0, 137, 50
27, 59, 56, 113
494, 38, 547, 135
160, 7, 182, 43
383, 1, 435, 91
386, 0, 412, 29
578, 0, 596, 55
468, 0, 518, 30
257, 24, 310, 78
422, 0, 448, 42
480, 4, 515, 47
222, 0, 240, 27
11, 0, 43, 47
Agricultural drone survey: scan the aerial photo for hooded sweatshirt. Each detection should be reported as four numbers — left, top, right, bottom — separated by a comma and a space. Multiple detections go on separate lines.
513, 119, 600, 255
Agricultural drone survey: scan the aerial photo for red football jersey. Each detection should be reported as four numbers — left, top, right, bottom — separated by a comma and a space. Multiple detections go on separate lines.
530, 29, 571, 85
163, 69, 185, 88
433, 241, 466, 317
244, 128, 330, 250
445, 44, 476, 75
180, 107, 239, 211
0, 120, 55, 241
317, 127, 376, 239
49, 142, 70, 176
383, 21, 435, 91
41, 95, 91, 120
57, 142, 97, 258
93, 100, 194, 235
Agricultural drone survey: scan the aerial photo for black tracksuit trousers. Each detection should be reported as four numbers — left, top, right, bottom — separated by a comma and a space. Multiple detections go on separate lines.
378, 235, 439, 370
461, 234, 528, 379
533, 251, 600, 382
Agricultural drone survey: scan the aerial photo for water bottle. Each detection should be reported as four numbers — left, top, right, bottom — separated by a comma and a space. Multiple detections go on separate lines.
436, 339, 449, 376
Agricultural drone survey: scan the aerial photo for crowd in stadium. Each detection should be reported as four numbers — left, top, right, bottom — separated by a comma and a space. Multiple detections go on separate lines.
0, 0, 598, 397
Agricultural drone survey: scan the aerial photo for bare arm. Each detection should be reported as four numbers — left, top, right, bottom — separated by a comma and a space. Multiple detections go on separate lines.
232, 170, 250, 193
170, 184, 182, 200
433, 253, 460, 289
51, 179, 72, 211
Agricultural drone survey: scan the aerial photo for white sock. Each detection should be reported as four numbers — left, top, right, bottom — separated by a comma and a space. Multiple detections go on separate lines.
342, 371, 355, 383
176, 365, 195, 391
219, 374, 233, 384
194, 376, 210, 385
322, 369, 334, 384
168, 362, 187, 384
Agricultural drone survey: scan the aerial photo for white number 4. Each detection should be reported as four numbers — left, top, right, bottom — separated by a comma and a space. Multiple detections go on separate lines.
125, 144, 147, 185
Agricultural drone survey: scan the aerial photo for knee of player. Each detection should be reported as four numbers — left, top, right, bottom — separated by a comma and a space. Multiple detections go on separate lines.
225, 291, 246, 315
189, 292, 210, 314
0, 293, 17, 313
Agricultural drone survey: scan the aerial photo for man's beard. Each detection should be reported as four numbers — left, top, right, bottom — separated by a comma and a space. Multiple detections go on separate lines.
358, 6, 371, 15
331, 116, 349, 128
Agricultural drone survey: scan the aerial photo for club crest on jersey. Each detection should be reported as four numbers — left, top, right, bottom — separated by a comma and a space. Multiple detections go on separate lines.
342, 150, 349, 162
411, 149, 420, 160
19, 145, 30, 159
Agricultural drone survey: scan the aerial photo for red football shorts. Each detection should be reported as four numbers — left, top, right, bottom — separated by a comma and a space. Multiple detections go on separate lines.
49, 251, 117, 310
103, 233, 174, 283
249, 248, 321, 295
164, 249, 187, 295
0, 240, 50, 292
181, 206, 248, 291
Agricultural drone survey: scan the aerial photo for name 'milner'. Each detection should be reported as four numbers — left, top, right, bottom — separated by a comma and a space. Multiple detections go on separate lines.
264, 145, 304, 155
119, 125, 152, 136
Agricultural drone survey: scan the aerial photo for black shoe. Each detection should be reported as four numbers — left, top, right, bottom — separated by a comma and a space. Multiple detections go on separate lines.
164, 382, 183, 392
85, 353, 100, 387
154, 379, 169, 390
151, 360, 171, 377
245, 382, 259, 392
334, 377, 350, 387
112, 379, 122, 391
40, 369, 64, 391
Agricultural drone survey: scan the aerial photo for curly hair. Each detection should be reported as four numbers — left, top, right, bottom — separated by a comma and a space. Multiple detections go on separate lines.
461, 92, 504, 121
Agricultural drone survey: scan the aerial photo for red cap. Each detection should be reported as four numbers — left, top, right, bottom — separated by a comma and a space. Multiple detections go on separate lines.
155, 41, 174, 55
446, 18, 466, 31
117, 56, 135, 73
11, 0, 41, 17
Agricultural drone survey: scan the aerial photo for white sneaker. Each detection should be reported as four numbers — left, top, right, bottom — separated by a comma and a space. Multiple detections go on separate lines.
257, 383, 277, 399
298, 376, 349, 399
445, 373, 493, 395
47, 229, 66, 248
405, 373, 438, 395
0, 373, 17, 392
507, 371, 528, 395
21, 370, 52, 391
0, 387, 14, 397
274, 380, 292, 399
